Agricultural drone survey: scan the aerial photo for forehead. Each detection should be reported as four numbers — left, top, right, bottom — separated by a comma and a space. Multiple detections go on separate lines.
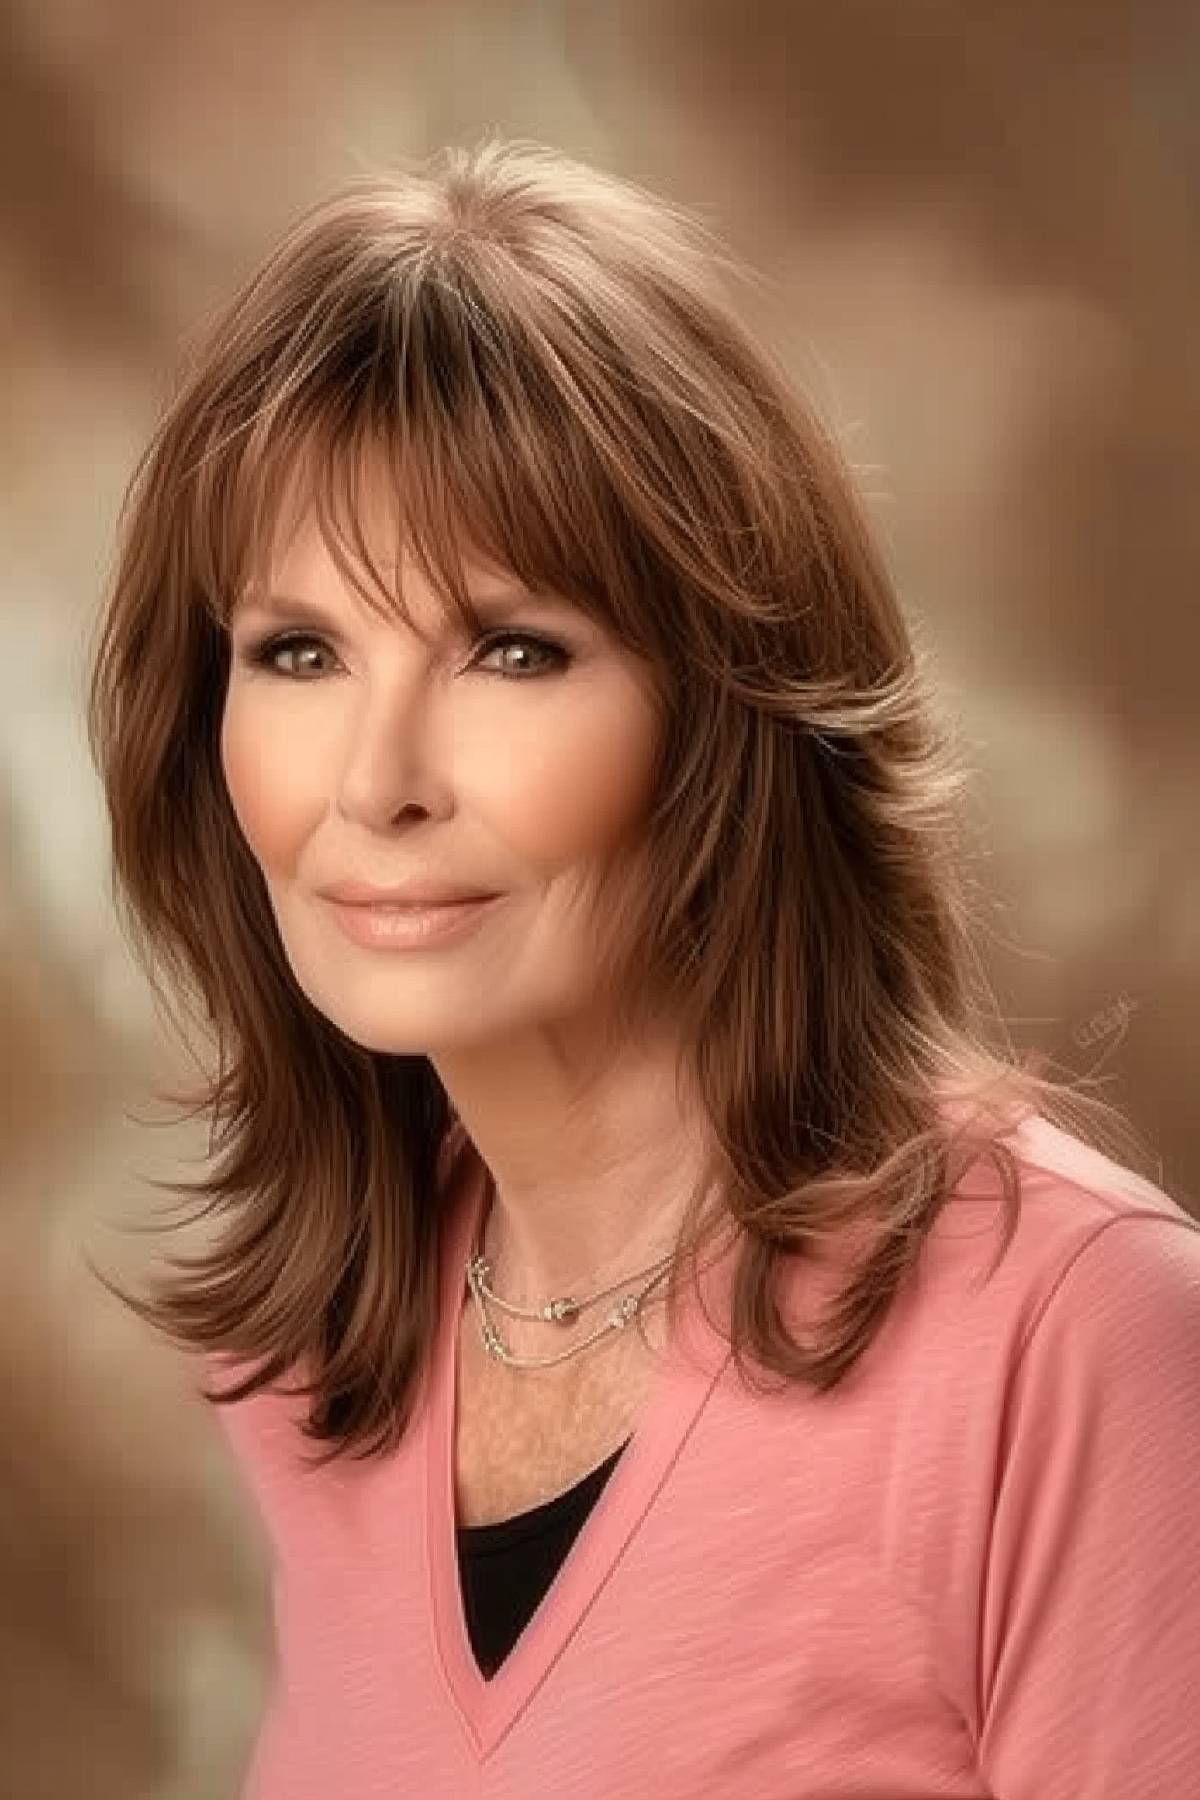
245, 528, 520, 603
255, 454, 473, 576
233, 529, 570, 644
233, 441, 534, 618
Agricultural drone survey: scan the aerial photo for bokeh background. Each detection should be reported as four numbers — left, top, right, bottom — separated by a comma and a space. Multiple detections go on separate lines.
1, 0, 1197, 1783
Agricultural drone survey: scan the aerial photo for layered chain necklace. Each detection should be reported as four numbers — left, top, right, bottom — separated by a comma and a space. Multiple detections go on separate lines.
464, 1182, 680, 1372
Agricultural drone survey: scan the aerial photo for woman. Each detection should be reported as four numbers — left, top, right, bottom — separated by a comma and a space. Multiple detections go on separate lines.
85, 136, 1200, 1797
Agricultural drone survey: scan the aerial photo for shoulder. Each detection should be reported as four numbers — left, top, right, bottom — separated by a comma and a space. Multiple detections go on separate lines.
848, 1112, 1200, 1780
955, 1124, 1200, 1789
764, 1110, 1200, 1476
874, 1112, 1200, 1604
977, 1113, 1200, 1408
191, 1349, 314, 1466
907, 1109, 1197, 1347
767, 1109, 1196, 1381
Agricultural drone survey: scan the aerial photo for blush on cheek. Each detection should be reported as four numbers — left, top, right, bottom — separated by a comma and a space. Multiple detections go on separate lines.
219, 709, 311, 874
485, 707, 661, 870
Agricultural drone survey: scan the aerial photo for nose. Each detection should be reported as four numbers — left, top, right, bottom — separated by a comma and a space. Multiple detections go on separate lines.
333, 667, 452, 829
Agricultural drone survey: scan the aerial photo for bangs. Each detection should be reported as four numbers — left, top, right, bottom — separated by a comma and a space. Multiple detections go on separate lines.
184, 261, 663, 657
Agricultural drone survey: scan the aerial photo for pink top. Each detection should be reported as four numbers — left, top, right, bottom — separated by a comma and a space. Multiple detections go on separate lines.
209, 1112, 1200, 1798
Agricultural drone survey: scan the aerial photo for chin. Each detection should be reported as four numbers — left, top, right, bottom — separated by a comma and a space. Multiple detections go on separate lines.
297, 994, 494, 1060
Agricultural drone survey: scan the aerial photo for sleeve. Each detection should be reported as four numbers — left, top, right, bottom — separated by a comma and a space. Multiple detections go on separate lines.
976, 1211, 1200, 1798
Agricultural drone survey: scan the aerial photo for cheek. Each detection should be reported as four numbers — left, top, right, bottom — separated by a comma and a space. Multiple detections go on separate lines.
219, 699, 319, 873
479, 689, 661, 869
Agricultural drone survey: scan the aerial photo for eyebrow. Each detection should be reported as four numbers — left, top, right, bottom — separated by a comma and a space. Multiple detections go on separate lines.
231, 587, 558, 627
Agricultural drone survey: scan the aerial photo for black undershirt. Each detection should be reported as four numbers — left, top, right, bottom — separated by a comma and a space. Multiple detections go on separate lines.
456, 1438, 631, 1679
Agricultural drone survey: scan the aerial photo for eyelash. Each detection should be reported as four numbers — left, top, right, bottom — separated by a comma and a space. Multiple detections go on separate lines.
236, 628, 572, 682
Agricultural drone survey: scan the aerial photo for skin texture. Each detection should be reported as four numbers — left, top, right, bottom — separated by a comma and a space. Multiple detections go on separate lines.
221, 459, 719, 1334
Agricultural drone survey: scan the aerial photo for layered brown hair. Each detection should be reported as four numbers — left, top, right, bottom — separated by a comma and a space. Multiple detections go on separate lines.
85, 134, 1147, 1468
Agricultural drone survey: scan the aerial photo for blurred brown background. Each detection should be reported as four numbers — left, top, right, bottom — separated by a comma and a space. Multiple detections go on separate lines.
1, 2, 1197, 1786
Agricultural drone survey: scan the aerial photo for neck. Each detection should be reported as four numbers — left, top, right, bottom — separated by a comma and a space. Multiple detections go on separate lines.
476, 1169, 688, 1308
433, 1015, 724, 1303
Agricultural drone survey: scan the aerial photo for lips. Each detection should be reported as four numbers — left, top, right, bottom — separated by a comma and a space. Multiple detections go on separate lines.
324, 889, 501, 950
320, 881, 498, 909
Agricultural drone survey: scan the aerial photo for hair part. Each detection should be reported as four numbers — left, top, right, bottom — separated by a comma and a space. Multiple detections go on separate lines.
84, 134, 1150, 1467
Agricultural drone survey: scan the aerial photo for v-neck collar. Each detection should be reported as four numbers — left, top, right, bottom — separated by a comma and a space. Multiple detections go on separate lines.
422, 1140, 740, 1761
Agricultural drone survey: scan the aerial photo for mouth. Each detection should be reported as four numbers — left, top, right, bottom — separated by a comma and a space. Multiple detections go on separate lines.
323, 891, 502, 949
337, 896, 497, 911
320, 883, 500, 908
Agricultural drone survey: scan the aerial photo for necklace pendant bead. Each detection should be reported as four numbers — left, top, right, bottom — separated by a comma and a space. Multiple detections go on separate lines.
549, 1296, 579, 1324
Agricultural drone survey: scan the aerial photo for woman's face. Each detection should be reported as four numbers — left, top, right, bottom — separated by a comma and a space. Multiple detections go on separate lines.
220, 468, 665, 1057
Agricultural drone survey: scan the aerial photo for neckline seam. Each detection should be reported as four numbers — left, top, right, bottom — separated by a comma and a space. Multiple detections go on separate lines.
426, 1145, 740, 1759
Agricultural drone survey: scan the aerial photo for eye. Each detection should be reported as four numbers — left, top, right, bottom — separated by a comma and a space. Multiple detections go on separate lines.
238, 632, 336, 679
467, 630, 571, 679
235, 628, 571, 681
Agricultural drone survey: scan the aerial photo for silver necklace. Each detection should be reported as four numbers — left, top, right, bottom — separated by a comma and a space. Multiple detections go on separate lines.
464, 1201, 679, 1371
